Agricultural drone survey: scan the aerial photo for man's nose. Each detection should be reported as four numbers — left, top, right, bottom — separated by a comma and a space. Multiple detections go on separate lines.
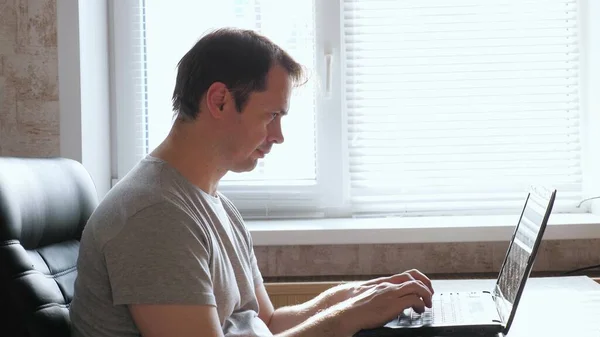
268, 121, 284, 144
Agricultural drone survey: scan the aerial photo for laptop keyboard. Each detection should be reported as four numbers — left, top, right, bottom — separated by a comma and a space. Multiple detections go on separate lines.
397, 292, 485, 326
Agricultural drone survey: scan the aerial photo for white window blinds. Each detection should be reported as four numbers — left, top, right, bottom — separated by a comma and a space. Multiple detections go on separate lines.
343, 0, 582, 215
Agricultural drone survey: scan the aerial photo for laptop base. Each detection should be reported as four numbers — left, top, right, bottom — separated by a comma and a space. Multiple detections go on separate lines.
355, 290, 503, 337
354, 323, 503, 337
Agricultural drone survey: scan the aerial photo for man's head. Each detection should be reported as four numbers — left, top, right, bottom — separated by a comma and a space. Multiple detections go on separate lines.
172, 28, 304, 119
171, 28, 305, 173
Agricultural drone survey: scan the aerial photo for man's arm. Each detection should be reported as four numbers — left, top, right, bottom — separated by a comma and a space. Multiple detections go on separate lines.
257, 269, 435, 334
129, 301, 340, 337
129, 304, 224, 337
128, 286, 338, 337
129, 277, 432, 337
256, 283, 326, 334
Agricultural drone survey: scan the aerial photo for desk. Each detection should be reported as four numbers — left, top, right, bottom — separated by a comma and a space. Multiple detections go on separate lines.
430, 276, 600, 336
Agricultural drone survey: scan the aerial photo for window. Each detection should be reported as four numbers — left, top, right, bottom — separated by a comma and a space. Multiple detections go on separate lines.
111, 0, 596, 219
344, 0, 583, 216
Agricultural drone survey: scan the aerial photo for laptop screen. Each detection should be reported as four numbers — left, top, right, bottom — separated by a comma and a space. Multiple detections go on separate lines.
493, 188, 554, 330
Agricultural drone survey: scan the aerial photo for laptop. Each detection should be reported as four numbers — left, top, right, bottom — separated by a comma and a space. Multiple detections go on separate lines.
355, 186, 557, 337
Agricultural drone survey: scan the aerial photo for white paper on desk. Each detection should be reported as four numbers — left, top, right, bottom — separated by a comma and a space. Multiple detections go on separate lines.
509, 291, 600, 335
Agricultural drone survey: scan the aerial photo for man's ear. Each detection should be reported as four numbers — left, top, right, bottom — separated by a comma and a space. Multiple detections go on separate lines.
205, 82, 229, 118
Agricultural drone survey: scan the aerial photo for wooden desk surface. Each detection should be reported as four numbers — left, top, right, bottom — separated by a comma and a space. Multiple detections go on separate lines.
430, 276, 600, 336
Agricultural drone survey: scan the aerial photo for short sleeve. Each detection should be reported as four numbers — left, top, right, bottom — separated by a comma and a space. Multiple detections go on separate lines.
103, 202, 216, 306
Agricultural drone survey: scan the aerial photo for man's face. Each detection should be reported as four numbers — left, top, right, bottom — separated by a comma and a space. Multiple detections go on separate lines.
223, 65, 292, 173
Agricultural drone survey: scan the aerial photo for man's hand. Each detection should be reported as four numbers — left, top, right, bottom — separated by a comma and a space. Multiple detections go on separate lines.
321, 269, 434, 309
258, 269, 435, 337
329, 277, 434, 336
277, 269, 434, 336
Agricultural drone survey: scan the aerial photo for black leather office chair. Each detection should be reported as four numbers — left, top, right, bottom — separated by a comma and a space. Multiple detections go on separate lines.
0, 157, 98, 337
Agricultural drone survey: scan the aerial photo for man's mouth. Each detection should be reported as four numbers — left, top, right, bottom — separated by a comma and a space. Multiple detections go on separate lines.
256, 149, 267, 158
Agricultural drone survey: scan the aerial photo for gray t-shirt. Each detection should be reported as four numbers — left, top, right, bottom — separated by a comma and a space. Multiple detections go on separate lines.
70, 156, 271, 337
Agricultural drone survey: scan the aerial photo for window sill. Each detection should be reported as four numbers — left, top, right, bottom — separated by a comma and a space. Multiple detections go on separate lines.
246, 213, 600, 246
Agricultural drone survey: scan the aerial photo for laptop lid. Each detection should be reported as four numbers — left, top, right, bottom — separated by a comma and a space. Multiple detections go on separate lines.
492, 186, 556, 335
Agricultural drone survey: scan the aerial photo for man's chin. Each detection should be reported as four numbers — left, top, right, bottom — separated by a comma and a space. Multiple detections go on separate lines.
230, 159, 259, 173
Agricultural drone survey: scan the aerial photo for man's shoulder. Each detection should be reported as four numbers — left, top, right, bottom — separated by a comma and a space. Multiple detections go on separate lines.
99, 158, 169, 213
84, 158, 189, 244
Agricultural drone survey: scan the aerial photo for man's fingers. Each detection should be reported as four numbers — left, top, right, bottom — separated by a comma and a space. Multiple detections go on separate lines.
386, 270, 432, 292
395, 280, 433, 308
405, 269, 434, 295
394, 294, 426, 315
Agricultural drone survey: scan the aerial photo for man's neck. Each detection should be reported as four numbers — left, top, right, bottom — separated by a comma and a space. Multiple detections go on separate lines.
151, 127, 226, 196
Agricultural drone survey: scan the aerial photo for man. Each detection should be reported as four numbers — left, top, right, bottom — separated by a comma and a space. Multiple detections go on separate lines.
69, 28, 434, 337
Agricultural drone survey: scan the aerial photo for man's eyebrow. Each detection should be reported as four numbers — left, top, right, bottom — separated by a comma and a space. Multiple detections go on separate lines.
278, 109, 288, 116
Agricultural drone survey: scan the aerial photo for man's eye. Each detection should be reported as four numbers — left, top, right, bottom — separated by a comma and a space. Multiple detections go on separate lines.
271, 113, 279, 120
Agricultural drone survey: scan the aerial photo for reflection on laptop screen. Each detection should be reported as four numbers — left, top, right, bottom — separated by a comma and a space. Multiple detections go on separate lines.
494, 195, 546, 323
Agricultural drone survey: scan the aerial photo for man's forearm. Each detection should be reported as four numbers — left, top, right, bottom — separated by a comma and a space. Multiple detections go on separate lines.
274, 304, 350, 337
268, 292, 328, 334
267, 282, 357, 334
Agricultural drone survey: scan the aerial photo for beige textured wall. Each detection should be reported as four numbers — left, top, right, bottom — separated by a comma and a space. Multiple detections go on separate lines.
0, 0, 59, 157
255, 239, 600, 279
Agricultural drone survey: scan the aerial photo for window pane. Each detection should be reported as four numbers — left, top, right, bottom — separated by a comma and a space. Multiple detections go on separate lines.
343, 0, 582, 214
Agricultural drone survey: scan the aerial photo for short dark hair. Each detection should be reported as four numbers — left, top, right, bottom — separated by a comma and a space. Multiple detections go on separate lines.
172, 28, 305, 120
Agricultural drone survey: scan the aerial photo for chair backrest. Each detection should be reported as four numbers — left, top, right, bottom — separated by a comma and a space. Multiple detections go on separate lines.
0, 157, 98, 337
